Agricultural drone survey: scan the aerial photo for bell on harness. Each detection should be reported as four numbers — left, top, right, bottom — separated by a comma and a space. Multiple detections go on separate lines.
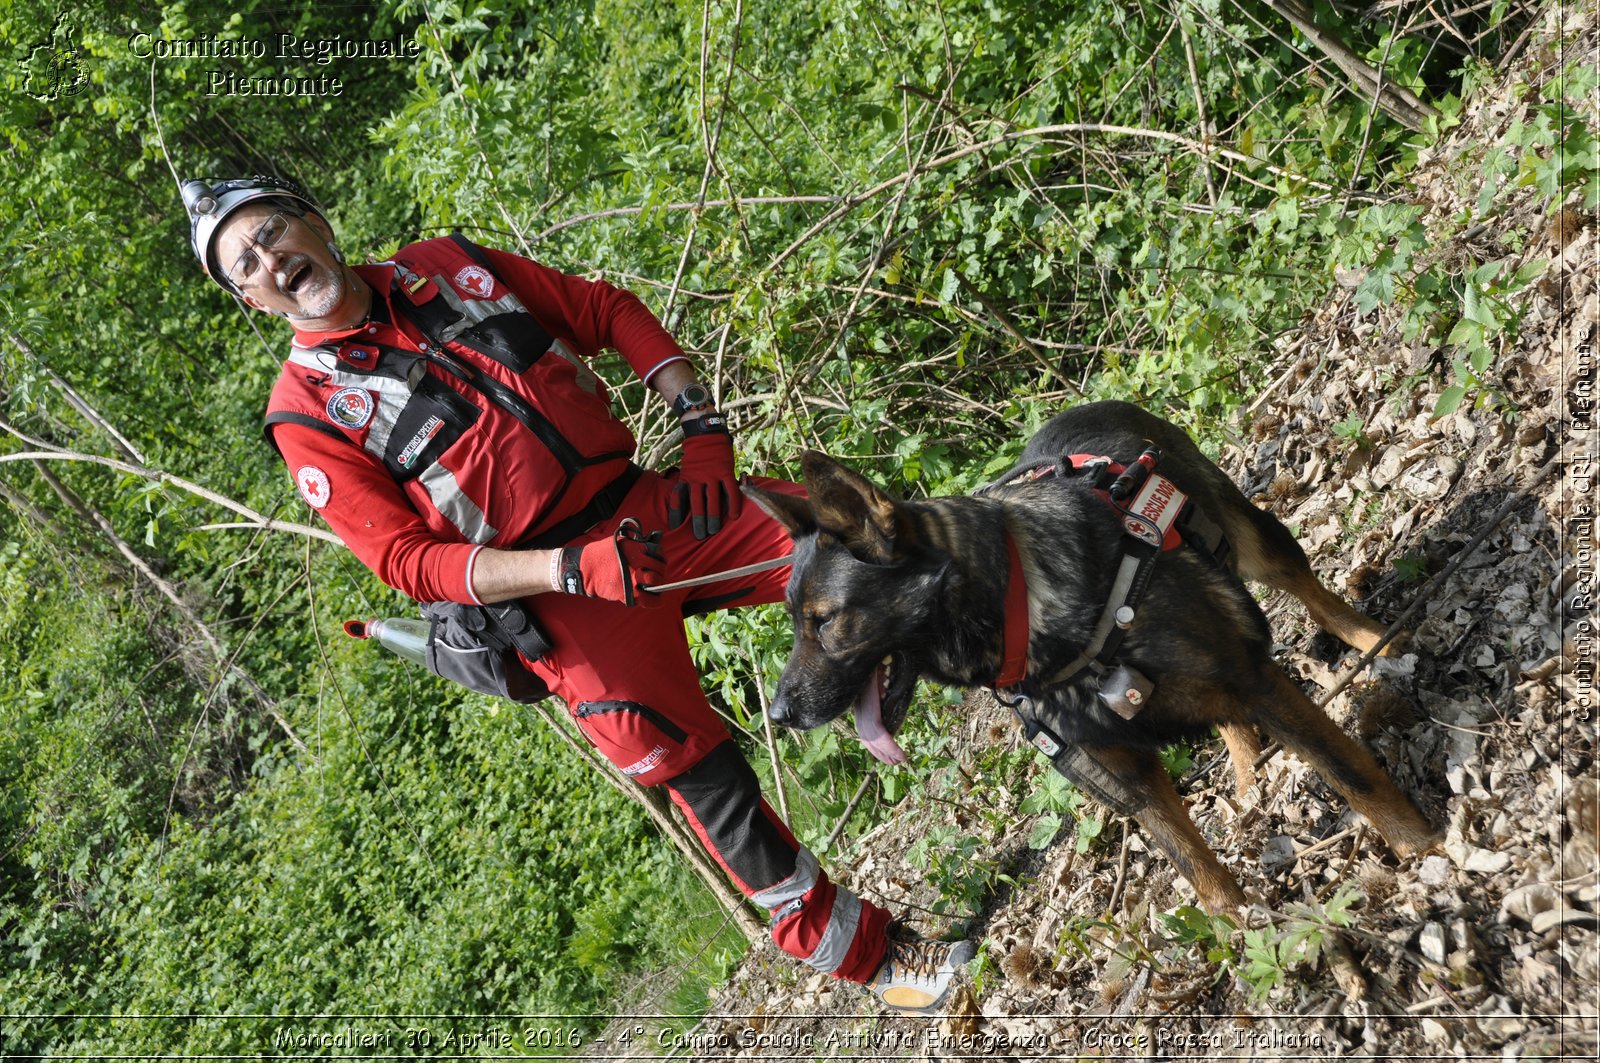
1098, 663, 1153, 720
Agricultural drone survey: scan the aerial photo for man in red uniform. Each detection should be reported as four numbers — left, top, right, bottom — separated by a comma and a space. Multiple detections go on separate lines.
182, 175, 972, 1012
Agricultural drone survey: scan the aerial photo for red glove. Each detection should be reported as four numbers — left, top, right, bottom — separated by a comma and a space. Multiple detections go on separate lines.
553, 520, 666, 607
670, 418, 742, 539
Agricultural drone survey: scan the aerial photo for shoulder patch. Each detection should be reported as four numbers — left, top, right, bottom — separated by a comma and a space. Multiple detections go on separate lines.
295, 465, 332, 510
454, 264, 495, 299
325, 386, 375, 430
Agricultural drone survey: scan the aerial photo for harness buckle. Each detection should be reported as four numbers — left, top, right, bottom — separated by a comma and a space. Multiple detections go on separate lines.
996, 689, 1068, 758
1078, 457, 1114, 491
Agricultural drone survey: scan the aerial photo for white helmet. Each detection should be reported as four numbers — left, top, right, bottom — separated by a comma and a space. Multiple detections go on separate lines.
181, 175, 321, 289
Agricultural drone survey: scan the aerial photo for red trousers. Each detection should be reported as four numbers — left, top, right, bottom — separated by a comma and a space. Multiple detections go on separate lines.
524, 469, 892, 983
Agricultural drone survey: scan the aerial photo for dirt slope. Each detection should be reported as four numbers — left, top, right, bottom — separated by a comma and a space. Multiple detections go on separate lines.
668, 6, 1598, 1059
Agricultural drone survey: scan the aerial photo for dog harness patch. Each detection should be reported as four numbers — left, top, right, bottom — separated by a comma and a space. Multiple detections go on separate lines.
1122, 471, 1186, 550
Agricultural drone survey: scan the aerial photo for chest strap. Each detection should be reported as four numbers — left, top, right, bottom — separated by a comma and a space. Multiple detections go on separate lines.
994, 528, 1158, 704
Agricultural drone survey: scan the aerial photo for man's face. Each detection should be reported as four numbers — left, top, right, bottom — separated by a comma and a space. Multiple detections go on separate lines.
213, 202, 348, 323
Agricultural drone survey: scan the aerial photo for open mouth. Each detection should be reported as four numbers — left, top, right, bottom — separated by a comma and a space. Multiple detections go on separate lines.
852, 651, 916, 765
283, 260, 314, 296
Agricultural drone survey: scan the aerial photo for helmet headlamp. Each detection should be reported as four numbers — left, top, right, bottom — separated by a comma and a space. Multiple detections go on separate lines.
181, 175, 321, 289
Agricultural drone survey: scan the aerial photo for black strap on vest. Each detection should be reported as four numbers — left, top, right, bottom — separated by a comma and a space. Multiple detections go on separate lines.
401, 243, 634, 531
263, 239, 651, 670
399, 238, 630, 476
445, 597, 554, 669
403, 236, 553, 373
415, 343, 589, 473
263, 409, 346, 453
519, 462, 644, 549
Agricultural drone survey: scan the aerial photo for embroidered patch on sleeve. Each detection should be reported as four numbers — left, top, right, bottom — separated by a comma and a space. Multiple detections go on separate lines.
295, 465, 332, 510
326, 386, 375, 430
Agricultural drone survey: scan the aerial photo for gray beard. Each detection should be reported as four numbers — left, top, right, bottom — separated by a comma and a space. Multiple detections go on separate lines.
285, 264, 346, 322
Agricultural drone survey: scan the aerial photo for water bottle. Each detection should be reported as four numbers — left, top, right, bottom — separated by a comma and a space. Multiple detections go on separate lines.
343, 617, 430, 667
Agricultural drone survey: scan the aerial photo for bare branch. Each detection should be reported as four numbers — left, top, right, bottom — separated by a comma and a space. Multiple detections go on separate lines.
953, 269, 1087, 397
29, 458, 309, 753
0, 430, 341, 546
533, 195, 846, 243
5, 330, 147, 464
1263, 0, 1437, 130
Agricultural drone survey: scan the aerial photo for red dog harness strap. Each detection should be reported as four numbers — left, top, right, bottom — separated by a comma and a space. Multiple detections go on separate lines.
1015, 452, 1188, 551
996, 530, 1031, 688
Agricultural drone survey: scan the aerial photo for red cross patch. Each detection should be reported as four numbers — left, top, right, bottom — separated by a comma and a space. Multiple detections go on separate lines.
295, 465, 332, 509
454, 264, 494, 298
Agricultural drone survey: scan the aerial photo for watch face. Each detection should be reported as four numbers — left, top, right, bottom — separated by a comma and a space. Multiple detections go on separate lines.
676, 383, 712, 411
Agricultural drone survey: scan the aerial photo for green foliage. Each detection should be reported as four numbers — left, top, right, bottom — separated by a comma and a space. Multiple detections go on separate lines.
1393, 551, 1430, 583
906, 823, 993, 917
1155, 888, 1364, 1002
1238, 889, 1362, 1002
1332, 56, 1594, 422
1157, 906, 1239, 968
1160, 743, 1196, 780
0, 0, 1557, 1046
1020, 768, 1104, 854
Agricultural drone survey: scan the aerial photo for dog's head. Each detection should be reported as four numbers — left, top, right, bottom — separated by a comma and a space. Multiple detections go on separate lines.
744, 452, 947, 765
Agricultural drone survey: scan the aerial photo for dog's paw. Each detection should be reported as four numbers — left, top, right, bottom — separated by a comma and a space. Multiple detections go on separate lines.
1386, 824, 1444, 861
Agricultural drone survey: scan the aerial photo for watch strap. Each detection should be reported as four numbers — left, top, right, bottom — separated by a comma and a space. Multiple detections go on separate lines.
679, 412, 730, 438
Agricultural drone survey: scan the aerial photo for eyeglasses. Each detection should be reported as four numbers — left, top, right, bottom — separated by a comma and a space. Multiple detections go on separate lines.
225, 211, 294, 287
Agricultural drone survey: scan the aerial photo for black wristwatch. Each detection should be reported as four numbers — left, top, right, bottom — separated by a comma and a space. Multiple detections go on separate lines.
671, 382, 714, 419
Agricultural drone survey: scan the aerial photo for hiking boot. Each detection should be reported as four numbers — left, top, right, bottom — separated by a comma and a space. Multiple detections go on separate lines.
868, 935, 976, 1014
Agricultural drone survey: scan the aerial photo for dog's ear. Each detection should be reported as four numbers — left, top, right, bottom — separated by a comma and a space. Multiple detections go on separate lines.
742, 481, 818, 539
800, 451, 912, 565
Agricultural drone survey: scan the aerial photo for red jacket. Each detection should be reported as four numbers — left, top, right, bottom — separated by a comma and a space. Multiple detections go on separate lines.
265, 237, 688, 603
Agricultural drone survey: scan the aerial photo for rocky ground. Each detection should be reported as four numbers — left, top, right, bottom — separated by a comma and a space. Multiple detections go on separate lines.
630, 6, 1598, 1059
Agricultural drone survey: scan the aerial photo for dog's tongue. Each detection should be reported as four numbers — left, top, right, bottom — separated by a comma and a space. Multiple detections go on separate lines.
853, 662, 908, 766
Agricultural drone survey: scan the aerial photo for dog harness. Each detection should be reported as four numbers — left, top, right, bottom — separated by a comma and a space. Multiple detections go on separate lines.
994, 450, 1230, 691
988, 450, 1230, 811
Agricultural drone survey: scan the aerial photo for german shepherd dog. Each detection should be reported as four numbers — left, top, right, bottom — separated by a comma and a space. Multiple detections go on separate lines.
745, 401, 1438, 912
